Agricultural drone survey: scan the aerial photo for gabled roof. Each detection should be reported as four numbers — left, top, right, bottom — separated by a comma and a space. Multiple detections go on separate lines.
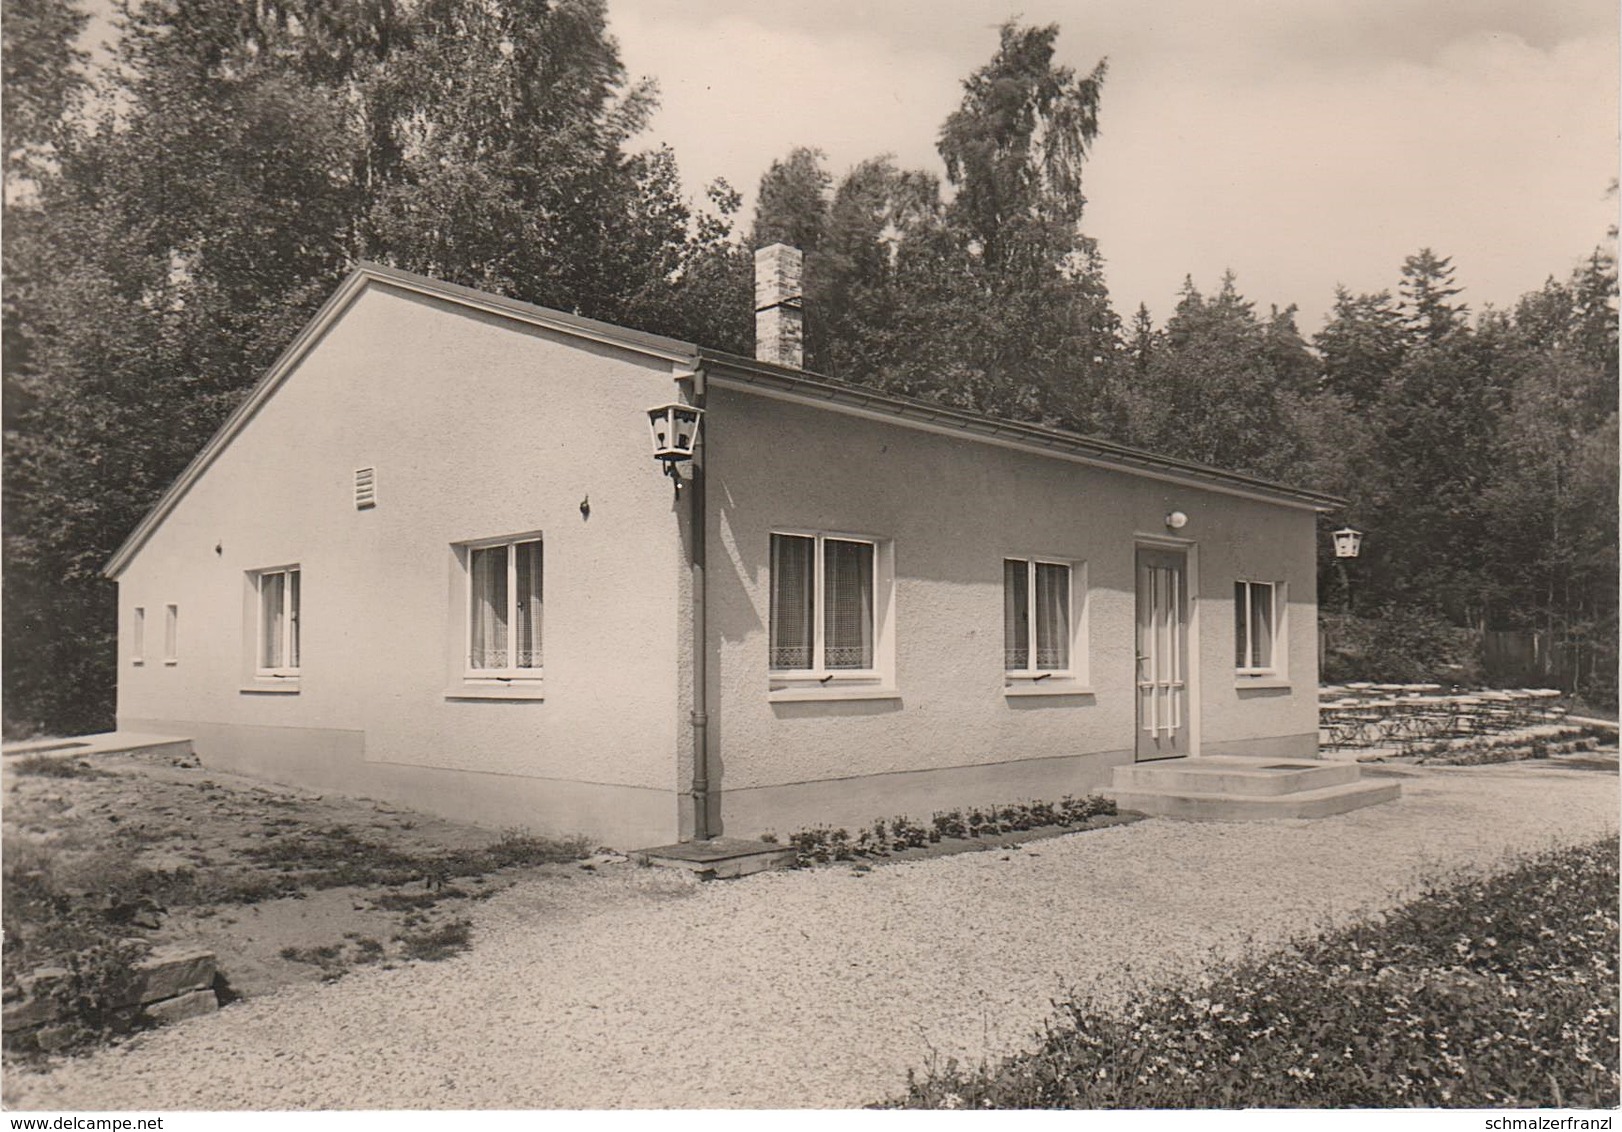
102, 262, 699, 578
104, 263, 1343, 578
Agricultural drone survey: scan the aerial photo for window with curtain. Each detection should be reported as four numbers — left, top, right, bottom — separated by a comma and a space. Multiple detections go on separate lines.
255, 567, 301, 674
1004, 559, 1071, 673
468, 537, 542, 676
1234, 580, 1276, 672
770, 533, 876, 672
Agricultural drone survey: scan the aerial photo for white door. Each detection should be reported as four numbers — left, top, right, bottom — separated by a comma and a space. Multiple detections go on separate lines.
1136, 547, 1189, 761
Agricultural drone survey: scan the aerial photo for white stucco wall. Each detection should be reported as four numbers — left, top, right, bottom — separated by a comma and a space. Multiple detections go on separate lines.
704, 385, 1319, 834
112, 286, 1324, 846
114, 284, 688, 845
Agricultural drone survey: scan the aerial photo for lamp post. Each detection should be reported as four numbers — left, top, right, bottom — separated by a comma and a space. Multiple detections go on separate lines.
1333, 526, 1363, 614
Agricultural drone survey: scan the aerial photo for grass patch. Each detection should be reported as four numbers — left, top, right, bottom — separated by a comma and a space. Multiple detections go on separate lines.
278, 943, 348, 981
10, 755, 105, 779
396, 918, 472, 962
234, 825, 588, 896
369, 886, 470, 912
892, 839, 1620, 1109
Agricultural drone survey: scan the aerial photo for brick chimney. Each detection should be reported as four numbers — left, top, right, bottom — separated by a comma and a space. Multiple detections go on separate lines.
754, 243, 803, 369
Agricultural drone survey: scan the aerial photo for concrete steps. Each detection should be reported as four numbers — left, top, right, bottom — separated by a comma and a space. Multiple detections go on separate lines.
1106, 755, 1399, 821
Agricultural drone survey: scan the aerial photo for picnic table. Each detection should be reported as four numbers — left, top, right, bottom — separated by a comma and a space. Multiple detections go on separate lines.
1318, 685, 1567, 752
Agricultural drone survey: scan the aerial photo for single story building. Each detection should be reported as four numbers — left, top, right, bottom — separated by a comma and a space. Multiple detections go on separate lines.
105, 247, 1342, 848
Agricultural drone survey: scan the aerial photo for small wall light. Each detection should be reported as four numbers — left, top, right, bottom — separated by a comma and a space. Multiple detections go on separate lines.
1165, 511, 1188, 530
1333, 527, 1364, 559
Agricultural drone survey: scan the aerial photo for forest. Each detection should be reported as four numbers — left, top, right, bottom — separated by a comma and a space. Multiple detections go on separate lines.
4, 0, 1616, 734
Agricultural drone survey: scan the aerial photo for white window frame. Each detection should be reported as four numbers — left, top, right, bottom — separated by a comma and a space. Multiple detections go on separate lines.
1234, 579, 1282, 677
253, 566, 301, 678
163, 604, 178, 665
1003, 556, 1091, 695
768, 529, 896, 700
461, 533, 544, 683
132, 607, 145, 666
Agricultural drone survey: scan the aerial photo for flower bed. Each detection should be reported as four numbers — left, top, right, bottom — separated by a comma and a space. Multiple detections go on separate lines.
1413, 724, 1612, 766
780, 794, 1119, 868
892, 838, 1620, 1109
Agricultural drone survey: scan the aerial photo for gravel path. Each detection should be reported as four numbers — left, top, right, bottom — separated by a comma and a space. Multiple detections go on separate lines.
8, 762, 1617, 1110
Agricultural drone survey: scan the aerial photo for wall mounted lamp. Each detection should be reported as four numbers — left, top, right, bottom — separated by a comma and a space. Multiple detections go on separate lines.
647, 402, 703, 480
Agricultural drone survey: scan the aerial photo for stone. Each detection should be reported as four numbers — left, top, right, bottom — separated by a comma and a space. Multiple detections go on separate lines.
133, 948, 215, 1004
3, 996, 59, 1032
34, 1024, 78, 1051
143, 989, 217, 1025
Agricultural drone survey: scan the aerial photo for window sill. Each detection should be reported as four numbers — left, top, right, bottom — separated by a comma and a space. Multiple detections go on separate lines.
240, 681, 300, 695
768, 686, 900, 703
446, 681, 546, 701
1005, 681, 1094, 698
132, 659, 144, 667
162, 659, 178, 667
1235, 676, 1291, 690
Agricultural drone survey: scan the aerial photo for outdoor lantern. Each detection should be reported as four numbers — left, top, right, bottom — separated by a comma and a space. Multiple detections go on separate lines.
1333, 526, 1364, 559
647, 402, 703, 469
1165, 511, 1188, 530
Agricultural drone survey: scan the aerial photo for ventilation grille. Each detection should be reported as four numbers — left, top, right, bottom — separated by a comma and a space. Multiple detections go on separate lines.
354, 467, 377, 510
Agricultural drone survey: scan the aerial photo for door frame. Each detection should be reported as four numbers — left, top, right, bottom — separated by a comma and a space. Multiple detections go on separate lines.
1133, 535, 1201, 760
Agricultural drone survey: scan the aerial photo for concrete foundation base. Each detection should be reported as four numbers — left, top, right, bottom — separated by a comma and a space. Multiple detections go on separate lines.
635, 837, 798, 879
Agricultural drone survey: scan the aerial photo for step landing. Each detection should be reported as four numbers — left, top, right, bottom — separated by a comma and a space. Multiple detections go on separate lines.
2, 731, 195, 763
1106, 755, 1400, 821
634, 837, 797, 880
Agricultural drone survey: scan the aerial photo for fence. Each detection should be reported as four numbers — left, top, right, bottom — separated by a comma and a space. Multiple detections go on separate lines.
1482, 628, 1599, 693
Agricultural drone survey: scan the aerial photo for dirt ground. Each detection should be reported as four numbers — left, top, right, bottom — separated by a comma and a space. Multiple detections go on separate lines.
2, 746, 596, 1007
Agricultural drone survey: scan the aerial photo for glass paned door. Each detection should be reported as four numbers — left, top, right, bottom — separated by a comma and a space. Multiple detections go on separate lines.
1136, 547, 1190, 761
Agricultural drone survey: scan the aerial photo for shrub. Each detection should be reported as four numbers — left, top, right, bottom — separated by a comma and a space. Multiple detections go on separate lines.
893, 840, 1620, 1109
1321, 604, 1483, 685
33, 940, 152, 1051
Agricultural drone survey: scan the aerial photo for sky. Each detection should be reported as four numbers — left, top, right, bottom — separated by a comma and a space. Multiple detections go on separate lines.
69, 0, 1619, 331
606, 0, 1619, 330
